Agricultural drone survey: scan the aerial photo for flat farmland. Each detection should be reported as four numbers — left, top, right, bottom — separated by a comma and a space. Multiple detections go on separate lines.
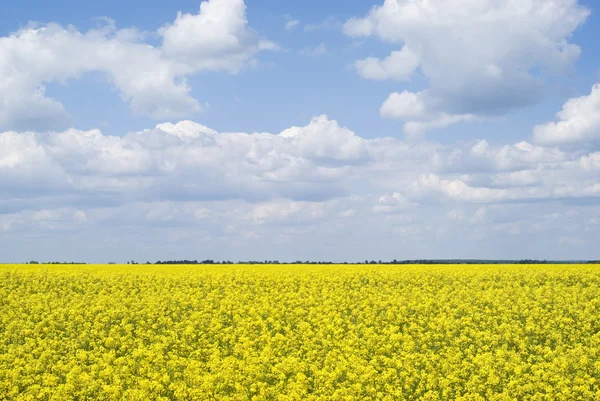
1, 264, 599, 400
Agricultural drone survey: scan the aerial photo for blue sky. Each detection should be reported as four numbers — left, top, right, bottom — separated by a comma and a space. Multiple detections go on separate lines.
1, 0, 599, 262
3, 0, 596, 141
2, 0, 416, 138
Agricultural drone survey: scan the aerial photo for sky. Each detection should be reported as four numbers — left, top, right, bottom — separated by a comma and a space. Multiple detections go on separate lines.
1, 0, 599, 263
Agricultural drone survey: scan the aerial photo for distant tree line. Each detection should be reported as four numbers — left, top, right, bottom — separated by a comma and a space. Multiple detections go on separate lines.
154, 260, 227, 265
27, 261, 87, 265
148, 259, 594, 265
23, 259, 598, 265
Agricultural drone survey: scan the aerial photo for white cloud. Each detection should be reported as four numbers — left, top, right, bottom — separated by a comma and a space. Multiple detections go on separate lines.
3, 112, 599, 215
491, 170, 541, 187
403, 113, 479, 137
2, 107, 600, 260
0, 22, 196, 128
533, 83, 600, 145
160, 0, 276, 73
355, 46, 419, 81
0, 0, 275, 131
345, 0, 590, 134
580, 153, 600, 171
0, 116, 372, 208
278, 115, 370, 163
4, 193, 596, 262
380, 90, 478, 136
251, 199, 330, 225
411, 174, 550, 203
373, 193, 413, 213
466, 140, 565, 171
304, 17, 340, 32
380, 90, 427, 120
0, 131, 70, 192
285, 20, 300, 31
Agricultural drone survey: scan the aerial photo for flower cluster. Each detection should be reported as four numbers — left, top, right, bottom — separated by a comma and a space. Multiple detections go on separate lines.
1, 264, 599, 400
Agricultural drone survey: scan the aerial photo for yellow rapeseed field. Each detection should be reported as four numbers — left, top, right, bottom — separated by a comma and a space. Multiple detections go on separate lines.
1, 264, 599, 400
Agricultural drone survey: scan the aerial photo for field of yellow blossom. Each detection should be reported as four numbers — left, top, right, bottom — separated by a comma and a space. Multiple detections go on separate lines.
1, 264, 599, 400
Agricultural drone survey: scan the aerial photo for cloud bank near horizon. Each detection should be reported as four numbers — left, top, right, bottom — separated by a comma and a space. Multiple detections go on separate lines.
1, 99, 599, 261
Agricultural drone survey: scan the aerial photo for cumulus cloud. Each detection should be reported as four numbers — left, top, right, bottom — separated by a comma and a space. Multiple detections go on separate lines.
0, 0, 275, 131
0, 21, 194, 129
0, 116, 372, 209
379, 90, 428, 120
160, 0, 277, 72
344, 0, 590, 134
355, 46, 419, 81
2, 112, 599, 218
411, 174, 550, 203
2, 105, 600, 260
533, 83, 600, 145
2, 0, 599, 262
278, 115, 370, 163
463, 140, 565, 172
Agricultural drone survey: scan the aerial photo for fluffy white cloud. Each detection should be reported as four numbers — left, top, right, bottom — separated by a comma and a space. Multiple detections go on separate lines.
160, 0, 277, 72
380, 90, 427, 120
0, 131, 70, 193
345, 0, 590, 134
0, 22, 194, 128
411, 174, 550, 203
0, 0, 274, 131
278, 115, 370, 163
356, 46, 419, 81
0, 116, 372, 207
533, 83, 600, 145
380, 90, 479, 136
2, 113, 598, 214
2, 108, 600, 261
465, 140, 565, 171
